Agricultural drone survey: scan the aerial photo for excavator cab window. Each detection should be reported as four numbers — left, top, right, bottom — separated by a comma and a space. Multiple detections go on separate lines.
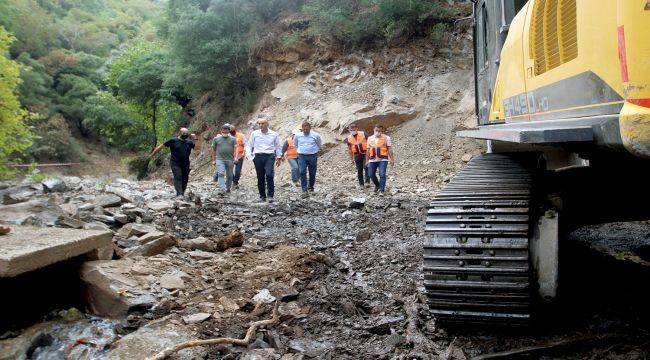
474, 0, 527, 124
481, 3, 489, 70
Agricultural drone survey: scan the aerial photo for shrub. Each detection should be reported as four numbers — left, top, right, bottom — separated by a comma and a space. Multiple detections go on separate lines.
303, 0, 459, 45
24, 115, 86, 162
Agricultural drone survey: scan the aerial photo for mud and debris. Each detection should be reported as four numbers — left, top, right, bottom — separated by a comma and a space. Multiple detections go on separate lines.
0, 168, 649, 359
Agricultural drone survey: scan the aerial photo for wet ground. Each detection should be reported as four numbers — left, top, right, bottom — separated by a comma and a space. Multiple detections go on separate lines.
148, 181, 650, 359
2, 175, 649, 359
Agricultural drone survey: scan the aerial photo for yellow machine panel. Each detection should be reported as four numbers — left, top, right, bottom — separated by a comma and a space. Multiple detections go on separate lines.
486, 0, 650, 158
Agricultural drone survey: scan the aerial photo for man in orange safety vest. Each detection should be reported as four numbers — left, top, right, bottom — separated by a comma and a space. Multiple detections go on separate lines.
281, 132, 300, 186
229, 124, 246, 189
345, 123, 370, 188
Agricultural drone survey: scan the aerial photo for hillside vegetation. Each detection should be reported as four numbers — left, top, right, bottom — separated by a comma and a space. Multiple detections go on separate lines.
0, 0, 469, 178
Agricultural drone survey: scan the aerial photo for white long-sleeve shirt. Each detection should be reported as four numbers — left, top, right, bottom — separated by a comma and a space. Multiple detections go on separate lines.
245, 129, 282, 159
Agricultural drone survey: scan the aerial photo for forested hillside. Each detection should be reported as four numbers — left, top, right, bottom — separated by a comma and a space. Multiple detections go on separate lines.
0, 0, 468, 178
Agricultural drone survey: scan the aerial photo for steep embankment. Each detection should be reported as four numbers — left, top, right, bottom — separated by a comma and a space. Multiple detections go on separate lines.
186, 24, 484, 194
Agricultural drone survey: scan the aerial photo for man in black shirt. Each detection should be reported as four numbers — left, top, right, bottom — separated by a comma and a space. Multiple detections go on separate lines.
150, 127, 195, 197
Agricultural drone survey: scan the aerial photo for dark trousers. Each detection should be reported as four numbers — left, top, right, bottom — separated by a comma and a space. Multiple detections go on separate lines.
170, 162, 190, 196
233, 159, 243, 185
368, 161, 388, 192
354, 153, 370, 186
253, 153, 275, 199
298, 153, 318, 192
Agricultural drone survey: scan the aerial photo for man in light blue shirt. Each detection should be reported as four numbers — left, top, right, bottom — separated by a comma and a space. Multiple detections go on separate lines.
293, 121, 322, 196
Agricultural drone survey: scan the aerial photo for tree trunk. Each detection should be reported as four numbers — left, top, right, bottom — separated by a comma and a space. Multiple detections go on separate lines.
151, 98, 157, 151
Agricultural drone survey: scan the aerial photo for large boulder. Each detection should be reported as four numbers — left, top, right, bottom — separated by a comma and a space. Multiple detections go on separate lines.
0, 322, 56, 360
124, 235, 176, 257
94, 194, 122, 208
42, 178, 67, 193
0, 199, 65, 226
105, 185, 142, 204
1, 185, 37, 205
104, 322, 206, 359
118, 223, 157, 238
80, 259, 156, 317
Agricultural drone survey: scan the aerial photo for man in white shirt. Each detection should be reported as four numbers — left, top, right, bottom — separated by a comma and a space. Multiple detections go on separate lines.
365, 124, 395, 195
245, 118, 283, 202
293, 122, 322, 196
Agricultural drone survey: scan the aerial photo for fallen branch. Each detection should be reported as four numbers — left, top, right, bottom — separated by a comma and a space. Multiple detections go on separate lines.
404, 294, 441, 357
147, 302, 280, 360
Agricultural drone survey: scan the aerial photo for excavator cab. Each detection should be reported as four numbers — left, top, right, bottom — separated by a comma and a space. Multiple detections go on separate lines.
474, 0, 527, 125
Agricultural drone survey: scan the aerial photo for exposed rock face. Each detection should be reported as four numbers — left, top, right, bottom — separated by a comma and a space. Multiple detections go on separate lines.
80, 259, 156, 317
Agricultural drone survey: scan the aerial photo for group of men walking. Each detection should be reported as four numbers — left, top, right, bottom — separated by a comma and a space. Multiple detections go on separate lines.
154, 118, 394, 201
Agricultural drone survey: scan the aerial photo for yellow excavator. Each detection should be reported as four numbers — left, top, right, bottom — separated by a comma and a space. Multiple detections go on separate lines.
424, 0, 650, 324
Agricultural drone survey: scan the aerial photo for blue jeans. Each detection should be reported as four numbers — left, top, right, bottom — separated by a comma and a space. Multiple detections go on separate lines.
214, 160, 233, 191
287, 158, 299, 183
368, 161, 388, 192
298, 154, 318, 192
233, 158, 243, 185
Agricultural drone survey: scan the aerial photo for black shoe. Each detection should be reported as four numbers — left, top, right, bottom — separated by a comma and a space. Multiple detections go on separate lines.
268, 197, 274, 203
308, 188, 314, 192
259, 197, 266, 202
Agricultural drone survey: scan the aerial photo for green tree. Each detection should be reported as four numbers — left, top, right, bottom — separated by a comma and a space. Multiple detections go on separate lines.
15, 53, 56, 113
164, 0, 258, 94
82, 91, 148, 150
115, 51, 169, 150
55, 74, 98, 135
0, 27, 33, 177
0, 0, 58, 58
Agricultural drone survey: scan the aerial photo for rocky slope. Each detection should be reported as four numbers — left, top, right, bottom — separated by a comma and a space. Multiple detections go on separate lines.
185, 28, 484, 194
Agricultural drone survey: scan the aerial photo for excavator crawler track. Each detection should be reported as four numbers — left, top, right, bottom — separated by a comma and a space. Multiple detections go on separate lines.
424, 153, 536, 324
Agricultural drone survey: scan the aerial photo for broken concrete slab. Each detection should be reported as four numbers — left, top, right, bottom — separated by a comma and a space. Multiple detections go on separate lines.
0, 226, 112, 277
80, 259, 156, 317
